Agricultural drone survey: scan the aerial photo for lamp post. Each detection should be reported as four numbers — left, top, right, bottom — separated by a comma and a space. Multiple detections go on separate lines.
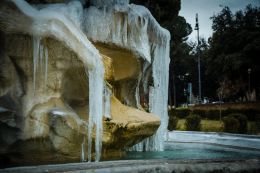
248, 68, 251, 93
194, 13, 201, 103
184, 73, 191, 105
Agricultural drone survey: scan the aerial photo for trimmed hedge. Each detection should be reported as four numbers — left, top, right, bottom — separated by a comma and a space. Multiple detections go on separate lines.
222, 113, 248, 134
223, 116, 239, 133
256, 115, 260, 131
169, 108, 260, 121
248, 122, 258, 134
168, 108, 190, 119
185, 114, 201, 131
229, 113, 248, 134
168, 116, 179, 131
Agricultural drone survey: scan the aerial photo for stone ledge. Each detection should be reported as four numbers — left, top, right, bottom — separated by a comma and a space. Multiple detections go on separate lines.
1, 159, 260, 173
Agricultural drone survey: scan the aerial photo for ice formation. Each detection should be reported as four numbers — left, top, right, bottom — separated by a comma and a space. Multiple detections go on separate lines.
84, 0, 170, 151
87, 64, 104, 162
32, 36, 49, 94
104, 84, 112, 118
0, 0, 170, 162
0, 0, 104, 161
84, 3, 151, 62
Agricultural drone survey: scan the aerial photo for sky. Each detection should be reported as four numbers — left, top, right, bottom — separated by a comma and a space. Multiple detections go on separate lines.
180, 0, 260, 42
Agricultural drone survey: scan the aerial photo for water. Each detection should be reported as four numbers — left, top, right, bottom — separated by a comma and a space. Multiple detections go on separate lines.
123, 142, 260, 160
122, 131, 260, 160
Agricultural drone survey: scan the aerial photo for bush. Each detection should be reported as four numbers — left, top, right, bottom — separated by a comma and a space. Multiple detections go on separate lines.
223, 116, 239, 133
206, 110, 221, 120
169, 108, 190, 119
229, 113, 248, 134
248, 122, 258, 135
192, 110, 206, 119
255, 115, 260, 132
185, 114, 201, 131
240, 109, 259, 121
168, 116, 179, 131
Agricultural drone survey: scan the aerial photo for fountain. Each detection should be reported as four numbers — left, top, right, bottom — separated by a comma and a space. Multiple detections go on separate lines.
1, 1, 260, 173
0, 0, 169, 166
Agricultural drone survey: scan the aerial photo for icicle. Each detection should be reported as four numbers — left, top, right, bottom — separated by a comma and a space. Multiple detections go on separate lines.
135, 73, 142, 109
44, 46, 48, 89
32, 37, 49, 94
147, 42, 170, 151
33, 36, 40, 95
86, 60, 104, 162
131, 41, 170, 151
81, 136, 85, 162
104, 84, 111, 118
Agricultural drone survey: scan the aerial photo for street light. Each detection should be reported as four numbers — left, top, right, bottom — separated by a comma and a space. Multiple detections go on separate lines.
194, 13, 202, 103
248, 68, 251, 93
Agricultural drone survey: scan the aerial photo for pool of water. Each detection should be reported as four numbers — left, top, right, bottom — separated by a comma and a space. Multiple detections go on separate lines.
121, 131, 260, 160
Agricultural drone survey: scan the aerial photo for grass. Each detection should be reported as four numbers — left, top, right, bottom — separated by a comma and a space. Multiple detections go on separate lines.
176, 119, 259, 134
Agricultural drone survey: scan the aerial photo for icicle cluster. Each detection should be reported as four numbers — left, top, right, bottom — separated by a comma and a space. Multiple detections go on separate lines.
87, 62, 104, 161
130, 42, 170, 151
1, 0, 105, 162
2, 0, 170, 161
84, 1, 170, 151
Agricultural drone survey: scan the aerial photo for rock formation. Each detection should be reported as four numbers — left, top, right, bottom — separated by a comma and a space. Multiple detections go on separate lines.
0, 0, 170, 166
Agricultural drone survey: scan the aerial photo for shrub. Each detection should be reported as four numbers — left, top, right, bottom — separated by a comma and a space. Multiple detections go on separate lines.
255, 115, 260, 132
222, 109, 233, 118
229, 113, 248, 134
206, 110, 221, 120
240, 109, 259, 121
168, 116, 179, 131
185, 114, 201, 131
169, 108, 190, 119
223, 116, 239, 133
191, 110, 206, 119
248, 122, 258, 135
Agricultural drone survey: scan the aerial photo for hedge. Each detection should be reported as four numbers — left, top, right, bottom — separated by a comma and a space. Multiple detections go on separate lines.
223, 116, 240, 133
169, 108, 260, 121
228, 113, 248, 134
168, 116, 179, 131
185, 114, 201, 131
168, 108, 190, 119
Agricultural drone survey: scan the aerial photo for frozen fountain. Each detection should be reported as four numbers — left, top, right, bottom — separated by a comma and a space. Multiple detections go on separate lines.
0, 0, 169, 166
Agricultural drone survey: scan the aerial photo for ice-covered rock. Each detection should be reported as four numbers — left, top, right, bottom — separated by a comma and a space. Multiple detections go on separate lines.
84, 0, 170, 151
0, 0, 170, 166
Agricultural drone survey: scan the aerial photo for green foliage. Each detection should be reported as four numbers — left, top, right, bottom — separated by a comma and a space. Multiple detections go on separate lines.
171, 106, 260, 121
206, 5, 260, 100
222, 113, 248, 134
206, 110, 221, 120
191, 110, 206, 119
228, 113, 248, 134
248, 122, 258, 135
168, 116, 179, 131
185, 114, 201, 131
256, 115, 260, 132
169, 108, 190, 119
223, 116, 240, 133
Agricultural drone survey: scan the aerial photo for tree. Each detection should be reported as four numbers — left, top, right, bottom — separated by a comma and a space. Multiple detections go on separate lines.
205, 5, 260, 101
